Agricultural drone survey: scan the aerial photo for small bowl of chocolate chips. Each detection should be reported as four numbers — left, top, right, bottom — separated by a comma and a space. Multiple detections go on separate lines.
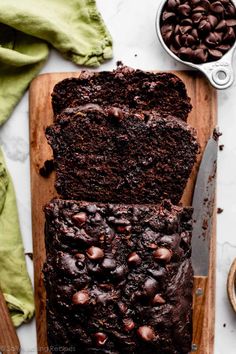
156, 0, 236, 89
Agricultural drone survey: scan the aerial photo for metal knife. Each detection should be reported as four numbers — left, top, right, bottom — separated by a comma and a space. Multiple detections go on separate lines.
191, 136, 218, 353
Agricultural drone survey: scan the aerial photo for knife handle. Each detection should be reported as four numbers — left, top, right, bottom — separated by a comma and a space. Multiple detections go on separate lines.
227, 258, 236, 313
192, 276, 208, 353
0, 288, 20, 354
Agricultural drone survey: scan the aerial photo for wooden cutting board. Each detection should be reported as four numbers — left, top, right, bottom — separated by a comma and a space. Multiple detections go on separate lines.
29, 71, 217, 354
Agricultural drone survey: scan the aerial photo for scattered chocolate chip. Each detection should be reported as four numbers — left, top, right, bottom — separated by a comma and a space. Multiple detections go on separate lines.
137, 326, 155, 341
72, 212, 87, 225
39, 159, 54, 177
152, 294, 166, 305
213, 128, 222, 141
72, 290, 89, 305
123, 318, 135, 332
94, 332, 108, 346
217, 207, 224, 214
86, 246, 104, 260
127, 252, 142, 266
25, 252, 33, 260
219, 144, 224, 150
223, 323, 227, 327
153, 247, 172, 263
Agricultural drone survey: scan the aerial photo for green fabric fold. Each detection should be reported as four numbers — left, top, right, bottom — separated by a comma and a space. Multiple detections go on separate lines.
0, 0, 113, 125
0, 148, 34, 326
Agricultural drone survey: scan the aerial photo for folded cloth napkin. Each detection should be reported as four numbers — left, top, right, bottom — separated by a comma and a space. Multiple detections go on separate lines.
0, 0, 113, 125
0, 148, 34, 326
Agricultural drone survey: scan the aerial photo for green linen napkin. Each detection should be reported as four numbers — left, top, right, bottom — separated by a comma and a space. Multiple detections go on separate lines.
0, 0, 113, 125
0, 148, 34, 326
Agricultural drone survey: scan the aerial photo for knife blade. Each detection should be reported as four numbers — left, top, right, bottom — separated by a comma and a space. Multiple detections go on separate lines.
191, 136, 217, 353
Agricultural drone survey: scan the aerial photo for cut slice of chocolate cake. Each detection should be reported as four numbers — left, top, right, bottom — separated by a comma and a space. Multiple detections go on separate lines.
43, 199, 193, 354
46, 105, 198, 205
51, 65, 192, 121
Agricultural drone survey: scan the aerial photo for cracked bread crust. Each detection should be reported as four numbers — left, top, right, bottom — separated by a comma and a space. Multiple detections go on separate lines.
51, 66, 192, 122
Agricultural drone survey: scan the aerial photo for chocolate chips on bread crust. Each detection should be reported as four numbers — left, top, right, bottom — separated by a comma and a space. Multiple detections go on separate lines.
51, 65, 192, 122
161, 0, 236, 64
43, 199, 193, 354
46, 106, 198, 205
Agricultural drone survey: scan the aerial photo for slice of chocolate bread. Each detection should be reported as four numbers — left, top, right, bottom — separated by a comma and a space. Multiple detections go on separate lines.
46, 106, 198, 205
43, 199, 193, 354
51, 65, 192, 121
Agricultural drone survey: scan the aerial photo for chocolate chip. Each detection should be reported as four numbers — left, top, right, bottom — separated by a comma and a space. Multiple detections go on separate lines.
162, 11, 176, 22
205, 32, 222, 46
153, 247, 172, 262
167, 0, 180, 10
192, 12, 204, 24
127, 252, 142, 266
226, 19, 236, 26
94, 332, 108, 346
147, 243, 158, 249
217, 44, 231, 52
102, 258, 116, 270
178, 47, 194, 61
86, 246, 104, 260
179, 25, 192, 34
137, 326, 155, 341
192, 5, 207, 13
72, 212, 87, 225
117, 301, 128, 313
72, 290, 89, 305
107, 107, 124, 122
74, 253, 85, 261
178, 4, 191, 16
198, 19, 211, 33
208, 48, 223, 60
224, 26, 236, 42
181, 18, 193, 26
86, 205, 97, 214
123, 318, 135, 332
143, 278, 158, 296
207, 15, 218, 28
210, 1, 225, 13
215, 19, 227, 31
193, 48, 208, 62
152, 294, 166, 305
112, 265, 127, 279
181, 33, 196, 46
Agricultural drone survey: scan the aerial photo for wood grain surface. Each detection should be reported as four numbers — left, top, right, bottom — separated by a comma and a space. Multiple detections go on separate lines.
29, 71, 217, 354
0, 288, 20, 354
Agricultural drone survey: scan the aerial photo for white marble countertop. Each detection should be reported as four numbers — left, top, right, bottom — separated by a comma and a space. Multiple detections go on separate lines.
0, 0, 236, 353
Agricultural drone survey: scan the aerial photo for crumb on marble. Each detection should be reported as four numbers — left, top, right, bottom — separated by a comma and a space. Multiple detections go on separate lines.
217, 208, 224, 214
219, 145, 224, 151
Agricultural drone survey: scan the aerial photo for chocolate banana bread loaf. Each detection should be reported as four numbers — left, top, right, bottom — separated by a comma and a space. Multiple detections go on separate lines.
51, 65, 192, 121
43, 199, 193, 354
46, 105, 198, 205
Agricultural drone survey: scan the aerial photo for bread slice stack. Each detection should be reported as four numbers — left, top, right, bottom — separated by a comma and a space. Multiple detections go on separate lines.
43, 65, 198, 354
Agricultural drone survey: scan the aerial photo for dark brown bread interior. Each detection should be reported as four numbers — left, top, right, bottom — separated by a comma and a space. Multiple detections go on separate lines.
46, 105, 198, 205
